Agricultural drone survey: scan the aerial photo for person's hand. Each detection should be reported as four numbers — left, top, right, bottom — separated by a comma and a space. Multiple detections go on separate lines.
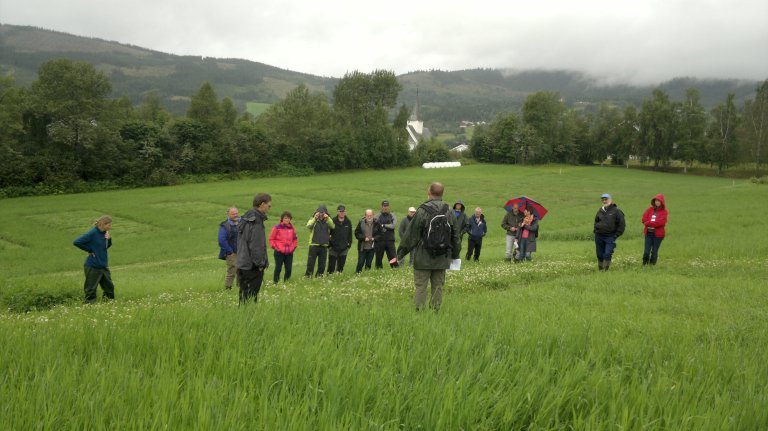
104, 232, 111, 240
389, 257, 399, 265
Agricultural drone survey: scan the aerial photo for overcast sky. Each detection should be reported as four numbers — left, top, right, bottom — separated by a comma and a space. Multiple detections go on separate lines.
2, 0, 766, 84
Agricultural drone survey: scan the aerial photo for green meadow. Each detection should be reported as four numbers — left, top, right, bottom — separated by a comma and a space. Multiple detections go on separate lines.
1, 164, 767, 430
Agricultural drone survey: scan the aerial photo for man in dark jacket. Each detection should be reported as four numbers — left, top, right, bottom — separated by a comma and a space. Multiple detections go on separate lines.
305, 204, 335, 277
218, 207, 239, 290
237, 193, 271, 303
328, 204, 353, 274
501, 204, 524, 261
395, 182, 461, 312
594, 193, 625, 271
465, 207, 487, 261
374, 200, 398, 269
355, 209, 381, 273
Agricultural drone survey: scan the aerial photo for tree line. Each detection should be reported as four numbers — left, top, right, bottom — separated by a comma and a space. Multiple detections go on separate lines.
0, 60, 414, 196
1, 59, 765, 197
471, 83, 768, 175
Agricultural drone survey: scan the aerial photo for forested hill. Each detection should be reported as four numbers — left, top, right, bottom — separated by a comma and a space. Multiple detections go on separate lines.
1, 24, 760, 128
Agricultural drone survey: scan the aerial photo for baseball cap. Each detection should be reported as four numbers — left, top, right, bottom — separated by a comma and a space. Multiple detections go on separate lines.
601, 193, 612, 199
337, 204, 346, 211
381, 200, 390, 206
408, 206, 416, 212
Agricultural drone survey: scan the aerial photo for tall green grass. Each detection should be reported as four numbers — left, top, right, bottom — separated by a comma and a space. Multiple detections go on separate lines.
1, 164, 767, 429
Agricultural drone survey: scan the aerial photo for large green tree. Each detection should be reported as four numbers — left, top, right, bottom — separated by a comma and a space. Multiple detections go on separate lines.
743, 80, 768, 175
676, 88, 707, 172
639, 89, 676, 167
709, 93, 740, 174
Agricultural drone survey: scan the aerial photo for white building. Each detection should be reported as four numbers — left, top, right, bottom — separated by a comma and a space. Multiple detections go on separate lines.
406, 89, 431, 151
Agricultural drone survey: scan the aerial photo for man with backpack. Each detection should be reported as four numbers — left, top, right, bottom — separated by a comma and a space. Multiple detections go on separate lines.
394, 182, 461, 312
217, 207, 240, 290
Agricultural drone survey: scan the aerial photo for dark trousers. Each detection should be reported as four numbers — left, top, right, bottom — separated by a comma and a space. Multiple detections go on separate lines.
238, 266, 264, 303
595, 234, 617, 262
375, 240, 397, 268
273, 251, 293, 283
83, 266, 115, 303
305, 245, 328, 277
327, 252, 348, 274
356, 248, 375, 273
643, 233, 664, 265
466, 236, 483, 261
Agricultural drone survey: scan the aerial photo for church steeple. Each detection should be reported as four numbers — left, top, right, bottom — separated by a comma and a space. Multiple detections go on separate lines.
409, 87, 420, 121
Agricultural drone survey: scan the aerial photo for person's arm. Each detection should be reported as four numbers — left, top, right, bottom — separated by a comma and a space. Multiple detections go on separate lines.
384, 214, 396, 231
326, 217, 335, 230
268, 226, 279, 250
219, 225, 233, 253
73, 230, 93, 253
616, 210, 626, 237
306, 217, 316, 230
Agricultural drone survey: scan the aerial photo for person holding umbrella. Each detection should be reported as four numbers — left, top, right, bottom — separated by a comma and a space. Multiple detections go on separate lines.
594, 193, 625, 271
503, 197, 548, 261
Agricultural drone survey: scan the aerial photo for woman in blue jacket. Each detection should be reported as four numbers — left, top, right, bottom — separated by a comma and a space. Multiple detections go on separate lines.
73, 215, 114, 303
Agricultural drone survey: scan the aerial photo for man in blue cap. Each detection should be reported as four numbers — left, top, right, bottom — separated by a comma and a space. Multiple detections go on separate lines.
593, 193, 625, 271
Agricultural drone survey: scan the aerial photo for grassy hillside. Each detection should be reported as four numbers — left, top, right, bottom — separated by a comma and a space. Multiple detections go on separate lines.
1, 165, 767, 429
2, 24, 760, 126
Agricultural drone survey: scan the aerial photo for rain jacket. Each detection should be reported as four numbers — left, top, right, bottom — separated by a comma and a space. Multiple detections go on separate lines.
237, 208, 269, 270
218, 218, 239, 259
501, 210, 524, 236
269, 222, 298, 255
73, 226, 112, 269
453, 199, 468, 236
642, 194, 668, 238
594, 203, 625, 237
396, 198, 462, 270
330, 216, 353, 252
466, 214, 487, 240
306, 205, 335, 246
355, 217, 384, 252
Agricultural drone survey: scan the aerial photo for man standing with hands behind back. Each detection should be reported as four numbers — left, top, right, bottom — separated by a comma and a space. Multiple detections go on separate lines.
395, 182, 461, 312
594, 193, 625, 271
218, 207, 239, 290
237, 193, 271, 303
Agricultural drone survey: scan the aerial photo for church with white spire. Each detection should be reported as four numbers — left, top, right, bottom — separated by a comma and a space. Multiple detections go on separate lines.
406, 89, 431, 151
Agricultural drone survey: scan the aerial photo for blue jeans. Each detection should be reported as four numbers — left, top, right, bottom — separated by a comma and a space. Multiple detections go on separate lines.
273, 251, 293, 282
595, 234, 617, 262
643, 233, 663, 265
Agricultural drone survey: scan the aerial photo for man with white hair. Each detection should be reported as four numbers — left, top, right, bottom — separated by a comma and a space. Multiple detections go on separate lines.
217, 207, 240, 290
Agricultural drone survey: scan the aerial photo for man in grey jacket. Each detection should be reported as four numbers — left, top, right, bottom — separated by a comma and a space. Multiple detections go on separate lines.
237, 193, 271, 303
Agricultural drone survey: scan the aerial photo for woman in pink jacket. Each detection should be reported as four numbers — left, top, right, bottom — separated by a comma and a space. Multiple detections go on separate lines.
641, 194, 668, 265
269, 211, 298, 283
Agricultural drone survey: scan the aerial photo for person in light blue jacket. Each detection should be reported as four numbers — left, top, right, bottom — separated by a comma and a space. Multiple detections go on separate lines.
73, 215, 114, 303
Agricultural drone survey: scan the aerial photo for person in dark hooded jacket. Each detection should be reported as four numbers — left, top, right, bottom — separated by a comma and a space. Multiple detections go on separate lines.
641, 194, 668, 265
237, 193, 272, 303
305, 204, 335, 277
594, 193, 625, 271
453, 199, 469, 239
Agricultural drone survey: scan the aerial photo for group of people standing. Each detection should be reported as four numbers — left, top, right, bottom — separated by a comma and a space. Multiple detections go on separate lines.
72, 186, 668, 308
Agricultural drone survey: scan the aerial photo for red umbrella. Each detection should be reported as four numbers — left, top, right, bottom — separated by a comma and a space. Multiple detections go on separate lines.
503, 196, 548, 219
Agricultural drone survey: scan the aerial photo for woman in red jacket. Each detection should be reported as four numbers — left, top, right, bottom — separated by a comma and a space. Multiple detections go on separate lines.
269, 211, 298, 283
641, 194, 668, 265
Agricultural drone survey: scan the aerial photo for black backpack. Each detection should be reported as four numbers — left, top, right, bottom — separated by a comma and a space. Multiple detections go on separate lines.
421, 202, 452, 257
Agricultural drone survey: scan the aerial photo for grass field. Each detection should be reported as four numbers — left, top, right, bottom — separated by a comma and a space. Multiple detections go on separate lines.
1, 164, 767, 430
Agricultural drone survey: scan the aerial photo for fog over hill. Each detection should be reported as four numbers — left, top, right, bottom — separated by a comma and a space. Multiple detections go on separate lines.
0, 24, 762, 130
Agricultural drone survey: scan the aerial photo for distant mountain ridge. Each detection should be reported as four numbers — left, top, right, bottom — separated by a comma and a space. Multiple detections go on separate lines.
1, 23, 761, 129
